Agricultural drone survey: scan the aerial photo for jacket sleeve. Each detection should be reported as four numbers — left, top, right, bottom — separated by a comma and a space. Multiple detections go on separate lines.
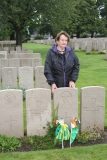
44, 50, 55, 86
69, 51, 80, 83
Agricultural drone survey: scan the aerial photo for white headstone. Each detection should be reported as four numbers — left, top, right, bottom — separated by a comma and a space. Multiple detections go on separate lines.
54, 88, 78, 127
2, 67, 17, 88
80, 86, 105, 132
26, 88, 51, 136
0, 89, 24, 138
35, 66, 50, 89
19, 66, 34, 89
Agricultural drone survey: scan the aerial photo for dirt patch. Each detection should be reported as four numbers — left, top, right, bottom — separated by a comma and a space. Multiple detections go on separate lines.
13, 129, 107, 152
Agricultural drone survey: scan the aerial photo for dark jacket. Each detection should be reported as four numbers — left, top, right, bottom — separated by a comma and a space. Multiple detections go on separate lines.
44, 44, 80, 88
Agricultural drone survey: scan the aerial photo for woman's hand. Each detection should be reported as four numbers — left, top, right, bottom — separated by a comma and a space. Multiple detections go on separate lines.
51, 84, 57, 94
69, 81, 75, 88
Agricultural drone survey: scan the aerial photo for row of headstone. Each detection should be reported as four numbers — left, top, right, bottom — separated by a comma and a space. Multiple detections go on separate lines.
0, 58, 42, 69
28, 38, 107, 59
0, 46, 33, 54
0, 66, 50, 89
0, 86, 105, 138
28, 39, 55, 46
28, 38, 107, 50
0, 41, 16, 48
0, 52, 41, 59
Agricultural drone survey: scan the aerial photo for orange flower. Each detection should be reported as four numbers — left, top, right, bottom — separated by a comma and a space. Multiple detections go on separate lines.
53, 120, 56, 124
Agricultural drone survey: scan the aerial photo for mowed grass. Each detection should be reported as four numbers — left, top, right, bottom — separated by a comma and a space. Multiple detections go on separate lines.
0, 43, 107, 160
1, 144, 107, 160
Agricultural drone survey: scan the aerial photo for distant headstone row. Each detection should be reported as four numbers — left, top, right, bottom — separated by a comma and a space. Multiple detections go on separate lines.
0, 66, 50, 89
0, 52, 40, 59
28, 38, 107, 59
0, 86, 105, 138
0, 41, 16, 48
0, 43, 30, 53
0, 57, 42, 70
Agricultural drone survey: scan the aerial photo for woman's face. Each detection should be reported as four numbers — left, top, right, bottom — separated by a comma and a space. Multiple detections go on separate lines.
57, 34, 68, 50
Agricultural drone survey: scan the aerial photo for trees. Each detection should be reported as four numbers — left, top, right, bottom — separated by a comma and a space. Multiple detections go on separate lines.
0, 0, 41, 46
0, 0, 75, 45
37, 0, 75, 38
0, 0, 107, 45
68, 0, 99, 38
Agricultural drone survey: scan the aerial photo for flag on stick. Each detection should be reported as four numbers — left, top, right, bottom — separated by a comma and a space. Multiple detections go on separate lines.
70, 117, 79, 147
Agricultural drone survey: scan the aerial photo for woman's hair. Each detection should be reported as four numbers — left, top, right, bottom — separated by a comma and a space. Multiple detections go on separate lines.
55, 31, 70, 42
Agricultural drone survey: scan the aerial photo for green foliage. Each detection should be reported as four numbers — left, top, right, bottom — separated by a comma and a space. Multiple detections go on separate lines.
21, 135, 56, 150
34, 35, 44, 40
80, 32, 89, 38
0, 135, 21, 152
76, 130, 106, 144
46, 104, 59, 136
51, 104, 59, 122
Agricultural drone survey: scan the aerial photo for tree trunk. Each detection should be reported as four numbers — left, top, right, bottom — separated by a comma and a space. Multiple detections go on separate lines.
10, 32, 15, 40
77, 32, 80, 38
16, 30, 22, 47
91, 32, 94, 38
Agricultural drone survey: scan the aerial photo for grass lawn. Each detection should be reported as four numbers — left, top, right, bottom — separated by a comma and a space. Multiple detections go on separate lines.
0, 144, 107, 160
0, 42, 107, 159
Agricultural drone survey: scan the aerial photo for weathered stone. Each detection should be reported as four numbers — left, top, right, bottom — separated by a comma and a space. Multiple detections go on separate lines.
54, 87, 78, 127
26, 88, 51, 136
0, 89, 24, 138
80, 86, 105, 132
2, 67, 17, 88
19, 66, 33, 89
35, 66, 50, 89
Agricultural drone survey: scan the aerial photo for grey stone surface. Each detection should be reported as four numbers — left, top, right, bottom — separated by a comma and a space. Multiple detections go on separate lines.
80, 86, 105, 132
80, 42, 86, 50
98, 44, 103, 53
9, 47, 15, 52
0, 89, 24, 138
26, 50, 33, 53
10, 51, 17, 54
0, 47, 4, 51
26, 88, 51, 136
9, 58, 20, 77
4, 47, 10, 53
0, 69, 1, 86
7, 53, 18, 59
0, 54, 5, 58
54, 87, 78, 127
33, 53, 41, 58
35, 66, 50, 89
19, 66, 34, 89
32, 58, 42, 68
0, 51, 7, 58
22, 46, 26, 52
106, 47, 107, 60
16, 46, 21, 51
0, 59, 8, 69
74, 42, 80, 51
2, 67, 17, 88
20, 58, 32, 67
86, 44, 91, 54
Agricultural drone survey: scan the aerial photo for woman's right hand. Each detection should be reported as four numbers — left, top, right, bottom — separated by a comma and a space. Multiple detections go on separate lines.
51, 84, 57, 94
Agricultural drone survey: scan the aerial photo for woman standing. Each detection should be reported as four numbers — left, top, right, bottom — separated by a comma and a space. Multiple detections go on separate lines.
44, 31, 80, 95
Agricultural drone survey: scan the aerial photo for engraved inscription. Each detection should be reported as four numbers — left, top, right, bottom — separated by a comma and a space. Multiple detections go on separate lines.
61, 91, 72, 109
4, 93, 16, 105
5, 115, 17, 132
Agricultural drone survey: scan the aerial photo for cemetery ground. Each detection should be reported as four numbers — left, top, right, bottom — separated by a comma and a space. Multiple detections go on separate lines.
0, 43, 107, 160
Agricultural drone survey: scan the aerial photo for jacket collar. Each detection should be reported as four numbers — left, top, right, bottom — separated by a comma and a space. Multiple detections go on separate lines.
52, 44, 71, 52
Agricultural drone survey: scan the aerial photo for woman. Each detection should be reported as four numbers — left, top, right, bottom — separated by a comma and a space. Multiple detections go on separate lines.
44, 31, 80, 94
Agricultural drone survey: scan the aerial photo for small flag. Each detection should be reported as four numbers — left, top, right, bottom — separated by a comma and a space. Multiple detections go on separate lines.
70, 117, 79, 145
